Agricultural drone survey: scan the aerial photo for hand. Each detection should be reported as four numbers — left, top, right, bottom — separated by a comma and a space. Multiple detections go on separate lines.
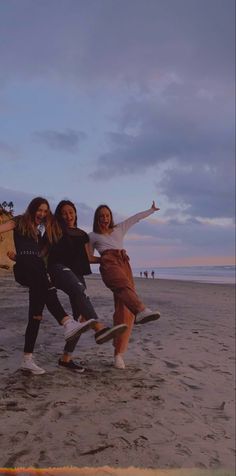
151, 201, 160, 211
7, 250, 16, 261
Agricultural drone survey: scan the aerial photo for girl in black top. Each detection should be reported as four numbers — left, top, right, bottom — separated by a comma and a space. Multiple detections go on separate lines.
0, 197, 92, 374
48, 200, 127, 369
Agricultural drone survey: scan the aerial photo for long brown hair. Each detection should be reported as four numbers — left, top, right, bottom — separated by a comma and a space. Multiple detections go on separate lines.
54, 200, 78, 228
17, 197, 62, 244
93, 204, 115, 234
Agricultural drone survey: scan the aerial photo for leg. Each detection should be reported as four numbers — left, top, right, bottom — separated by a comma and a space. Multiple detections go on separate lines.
101, 252, 161, 325
15, 257, 49, 354
49, 264, 98, 321
113, 293, 135, 355
46, 283, 94, 342
100, 252, 145, 315
45, 285, 68, 325
112, 258, 135, 367
24, 304, 42, 353
17, 257, 49, 375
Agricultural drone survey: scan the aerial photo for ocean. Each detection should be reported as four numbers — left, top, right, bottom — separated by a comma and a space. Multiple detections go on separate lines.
132, 265, 235, 284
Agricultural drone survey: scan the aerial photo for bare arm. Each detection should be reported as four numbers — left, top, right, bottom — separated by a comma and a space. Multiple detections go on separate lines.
118, 200, 160, 235
85, 243, 101, 264
7, 250, 16, 261
0, 220, 15, 233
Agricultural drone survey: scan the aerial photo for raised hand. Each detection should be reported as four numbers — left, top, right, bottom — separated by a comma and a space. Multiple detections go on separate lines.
151, 201, 160, 211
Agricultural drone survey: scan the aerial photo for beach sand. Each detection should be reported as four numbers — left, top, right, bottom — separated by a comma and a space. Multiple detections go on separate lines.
0, 269, 235, 475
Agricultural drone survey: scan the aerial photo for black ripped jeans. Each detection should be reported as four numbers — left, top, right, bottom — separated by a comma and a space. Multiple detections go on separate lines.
14, 256, 67, 353
48, 263, 98, 354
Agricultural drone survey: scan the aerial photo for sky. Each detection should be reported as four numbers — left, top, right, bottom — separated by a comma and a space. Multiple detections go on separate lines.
0, 0, 235, 268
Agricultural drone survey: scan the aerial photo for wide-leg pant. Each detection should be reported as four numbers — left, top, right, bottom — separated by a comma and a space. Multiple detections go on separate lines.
100, 249, 144, 355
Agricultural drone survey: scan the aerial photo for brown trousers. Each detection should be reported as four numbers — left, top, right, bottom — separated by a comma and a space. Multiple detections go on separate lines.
100, 250, 144, 355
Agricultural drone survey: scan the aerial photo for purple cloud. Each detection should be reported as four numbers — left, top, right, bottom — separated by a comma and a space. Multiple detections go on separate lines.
33, 129, 86, 153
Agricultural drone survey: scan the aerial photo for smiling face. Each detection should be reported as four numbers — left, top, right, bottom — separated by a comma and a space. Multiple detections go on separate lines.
61, 204, 77, 228
98, 207, 112, 231
34, 203, 49, 225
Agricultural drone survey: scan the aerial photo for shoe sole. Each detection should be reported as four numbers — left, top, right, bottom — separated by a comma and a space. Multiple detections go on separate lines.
65, 319, 95, 342
136, 312, 161, 325
58, 364, 85, 373
96, 324, 127, 345
21, 368, 46, 375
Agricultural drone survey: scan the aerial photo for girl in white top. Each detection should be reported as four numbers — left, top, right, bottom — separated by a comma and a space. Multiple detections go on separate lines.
89, 201, 161, 369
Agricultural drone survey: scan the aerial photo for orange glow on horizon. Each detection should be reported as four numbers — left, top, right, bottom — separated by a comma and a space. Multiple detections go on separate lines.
135, 256, 235, 268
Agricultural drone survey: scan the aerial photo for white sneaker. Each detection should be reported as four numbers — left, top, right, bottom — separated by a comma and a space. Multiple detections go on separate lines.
21, 356, 45, 375
64, 318, 96, 341
135, 307, 161, 325
114, 354, 125, 369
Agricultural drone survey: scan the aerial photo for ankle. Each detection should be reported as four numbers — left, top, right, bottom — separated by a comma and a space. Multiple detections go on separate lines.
61, 354, 72, 363
92, 322, 104, 332
23, 353, 33, 360
138, 306, 146, 313
62, 316, 71, 326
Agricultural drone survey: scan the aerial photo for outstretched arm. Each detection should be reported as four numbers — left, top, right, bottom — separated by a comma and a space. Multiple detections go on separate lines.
119, 200, 160, 234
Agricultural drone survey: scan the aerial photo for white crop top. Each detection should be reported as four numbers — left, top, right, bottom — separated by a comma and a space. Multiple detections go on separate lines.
89, 208, 155, 255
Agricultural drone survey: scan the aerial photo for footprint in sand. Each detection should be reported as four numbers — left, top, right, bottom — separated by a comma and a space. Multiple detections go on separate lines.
4, 449, 30, 468
133, 435, 149, 448
163, 360, 179, 369
175, 442, 192, 456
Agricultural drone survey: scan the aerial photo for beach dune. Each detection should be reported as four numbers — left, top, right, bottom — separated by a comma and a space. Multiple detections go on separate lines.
0, 270, 235, 474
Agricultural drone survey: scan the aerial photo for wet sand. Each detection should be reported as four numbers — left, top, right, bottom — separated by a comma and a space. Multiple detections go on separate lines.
0, 269, 235, 475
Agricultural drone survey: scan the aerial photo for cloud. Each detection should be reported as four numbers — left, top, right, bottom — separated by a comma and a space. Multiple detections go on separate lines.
125, 214, 234, 248
90, 79, 234, 220
33, 129, 86, 153
0, 141, 20, 161
0, 0, 234, 259
0, 187, 234, 265
0, 0, 234, 85
159, 164, 235, 219
93, 80, 234, 172
0, 187, 37, 214
0, 189, 94, 225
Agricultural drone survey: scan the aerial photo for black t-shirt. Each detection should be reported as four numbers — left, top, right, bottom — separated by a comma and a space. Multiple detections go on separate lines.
48, 227, 91, 276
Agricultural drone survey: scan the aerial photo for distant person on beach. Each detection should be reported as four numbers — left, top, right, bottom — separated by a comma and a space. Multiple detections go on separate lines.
47, 200, 127, 370
89, 201, 161, 370
140, 271, 143, 278
0, 197, 92, 375
151, 270, 155, 279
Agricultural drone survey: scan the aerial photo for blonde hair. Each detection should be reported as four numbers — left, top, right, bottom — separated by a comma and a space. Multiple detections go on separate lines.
16, 197, 62, 244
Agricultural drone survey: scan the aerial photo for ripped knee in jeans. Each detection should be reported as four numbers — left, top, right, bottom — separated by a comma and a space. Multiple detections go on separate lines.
33, 315, 43, 321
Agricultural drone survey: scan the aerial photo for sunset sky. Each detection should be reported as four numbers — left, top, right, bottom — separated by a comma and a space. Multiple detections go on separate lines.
0, 0, 235, 267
